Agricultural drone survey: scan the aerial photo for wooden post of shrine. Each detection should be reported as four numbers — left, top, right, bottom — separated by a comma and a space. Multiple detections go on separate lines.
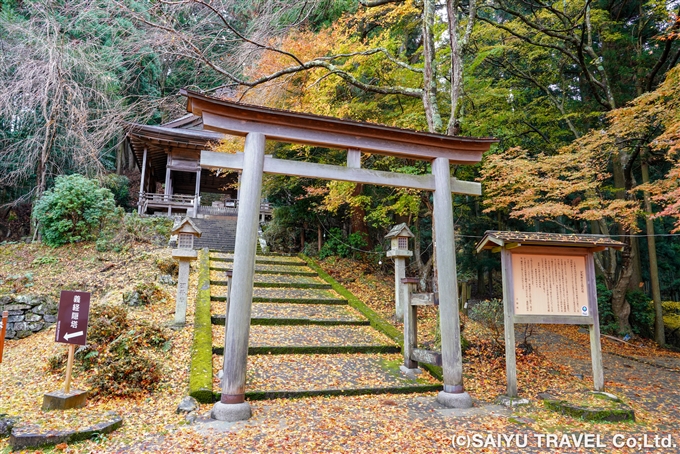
138, 147, 147, 215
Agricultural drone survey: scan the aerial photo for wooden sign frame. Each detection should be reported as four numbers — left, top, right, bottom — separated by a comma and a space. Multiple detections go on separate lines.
500, 246, 603, 397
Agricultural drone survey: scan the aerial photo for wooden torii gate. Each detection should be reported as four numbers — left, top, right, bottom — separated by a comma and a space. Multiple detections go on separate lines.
180, 89, 498, 421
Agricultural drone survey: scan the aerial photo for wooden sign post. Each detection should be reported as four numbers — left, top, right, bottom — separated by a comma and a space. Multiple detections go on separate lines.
43, 291, 91, 410
0, 311, 8, 364
476, 231, 625, 398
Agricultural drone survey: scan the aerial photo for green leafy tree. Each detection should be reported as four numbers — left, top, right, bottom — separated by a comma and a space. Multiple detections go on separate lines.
32, 174, 116, 247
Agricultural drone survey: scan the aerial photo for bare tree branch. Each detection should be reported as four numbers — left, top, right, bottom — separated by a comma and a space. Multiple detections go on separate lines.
160, 0, 306, 66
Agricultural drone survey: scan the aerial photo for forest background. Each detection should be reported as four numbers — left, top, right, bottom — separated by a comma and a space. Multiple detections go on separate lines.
0, 0, 679, 340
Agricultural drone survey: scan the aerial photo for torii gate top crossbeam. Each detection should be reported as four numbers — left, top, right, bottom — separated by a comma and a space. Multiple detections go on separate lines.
181, 89, 498, 164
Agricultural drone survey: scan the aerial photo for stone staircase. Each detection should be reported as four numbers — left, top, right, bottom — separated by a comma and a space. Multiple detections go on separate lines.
207, 252, 441, 400
191, 218, 237, 252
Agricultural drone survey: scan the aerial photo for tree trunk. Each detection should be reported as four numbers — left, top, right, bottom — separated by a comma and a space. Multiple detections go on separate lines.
116, 138, 124, 175
300, 224, 305, 251
610, 235, 634, 334
628, 238, 643, 291
446, 0, 462, 135
350, 183, 370, 247
477, 266, 484, 298
413, 220, 433, 291
445, 0, 476, 135
421, 0, 442, 132
641, 157, 664, 345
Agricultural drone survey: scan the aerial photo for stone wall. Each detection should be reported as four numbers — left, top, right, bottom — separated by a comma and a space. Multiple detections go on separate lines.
0, 295, 58, 339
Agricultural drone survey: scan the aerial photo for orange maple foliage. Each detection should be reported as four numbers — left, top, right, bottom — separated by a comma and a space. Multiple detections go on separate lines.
482, 65, 680, 233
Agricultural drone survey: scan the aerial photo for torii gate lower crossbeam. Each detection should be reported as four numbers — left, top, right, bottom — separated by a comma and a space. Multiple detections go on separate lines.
181, 91, 497, 422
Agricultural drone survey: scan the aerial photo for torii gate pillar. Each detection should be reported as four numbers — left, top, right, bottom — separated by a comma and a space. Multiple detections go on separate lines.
211, 132, 265, 421
432, 157, 472, 408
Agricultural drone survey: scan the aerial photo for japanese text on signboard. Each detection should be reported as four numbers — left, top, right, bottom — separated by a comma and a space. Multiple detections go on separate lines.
55, 291, 90, 346
511, 254, 588, 316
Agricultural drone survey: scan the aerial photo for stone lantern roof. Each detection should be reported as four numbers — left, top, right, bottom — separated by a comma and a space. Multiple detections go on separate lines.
171, 217, 202, 237
385, 223, 414, 239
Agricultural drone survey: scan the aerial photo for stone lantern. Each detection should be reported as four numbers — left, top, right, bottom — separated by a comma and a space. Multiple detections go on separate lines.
385, 223, 414, 321
171, 218, 202, 326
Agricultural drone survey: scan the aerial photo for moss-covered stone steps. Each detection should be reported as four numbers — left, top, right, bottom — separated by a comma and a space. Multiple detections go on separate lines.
210, 253, 307, 266
212, 314, 369, 326
210, 287, 346, 305
210, 295, 348, 305
211, 302, 369, 326
252, 302, 365, 321
215, 345, 400, 355
195, 250, 442, 405
209, 272, 331, 289
242, 385, 441, 400
210, 353, 441, 401
210, 263, 318, 276
210, 280, 331, 289
213, 324, 398, 354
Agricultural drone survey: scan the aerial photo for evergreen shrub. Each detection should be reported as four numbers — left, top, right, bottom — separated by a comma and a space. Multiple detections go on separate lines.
33, 174, 116, 247
101, 174, 131, 209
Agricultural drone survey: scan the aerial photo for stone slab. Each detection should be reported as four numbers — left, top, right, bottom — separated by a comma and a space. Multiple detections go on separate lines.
42, 390, 88, 410
10, 412, 121, 449
211, 253, 307, 266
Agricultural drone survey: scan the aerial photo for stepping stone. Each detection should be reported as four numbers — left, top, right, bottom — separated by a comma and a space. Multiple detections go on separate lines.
212, 325, 399, 354
209, 271, 330, 289
211, 288, 346, 304
230, 353, 440, 399
210, 263, 317, 276
212, 303, 368, 326
9, 412, 122, 450
210, 253, 307, 266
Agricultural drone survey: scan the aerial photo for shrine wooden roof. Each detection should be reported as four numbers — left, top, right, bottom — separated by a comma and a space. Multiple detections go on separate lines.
181, 90, 498, 163
475, 231, 625, 253
125, 118, 236, 194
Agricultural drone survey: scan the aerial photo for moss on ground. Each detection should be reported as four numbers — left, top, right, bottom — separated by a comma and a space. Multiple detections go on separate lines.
542, 391, 635, 422
188, 248, 214, 403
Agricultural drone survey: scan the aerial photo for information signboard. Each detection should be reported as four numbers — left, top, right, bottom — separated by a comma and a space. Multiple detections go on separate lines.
55, 291, 91, 346
511, 253, 589, 317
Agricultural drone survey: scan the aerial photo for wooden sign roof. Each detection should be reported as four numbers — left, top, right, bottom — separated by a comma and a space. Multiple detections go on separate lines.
475, 230, 625, 253
181, 90, 498, 163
